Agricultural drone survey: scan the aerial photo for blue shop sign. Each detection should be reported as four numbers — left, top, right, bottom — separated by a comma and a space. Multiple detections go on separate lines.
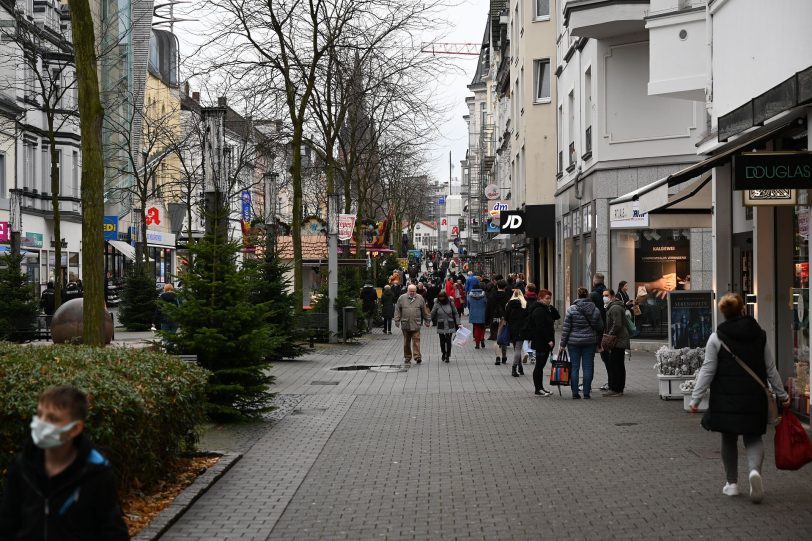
103, 216, 119, 241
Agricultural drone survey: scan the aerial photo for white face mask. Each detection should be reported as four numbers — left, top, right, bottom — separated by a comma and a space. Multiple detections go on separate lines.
30, 416, 77, 449
603, 297, 611, 307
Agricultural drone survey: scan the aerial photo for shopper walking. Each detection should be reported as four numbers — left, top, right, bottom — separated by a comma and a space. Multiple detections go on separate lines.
394, 284, 431, 364
559, 287, 603, 399
486, 279, 510, 364
504, 289, 529, 377
431, 291, 459, 362
467, 280, 488, 349
380, 285, 395, 334
453, 280, 466, 315
689, 293, 790, 503
602, 290, 630, 397
360, 282, 378, 332
528, 288, 559, 395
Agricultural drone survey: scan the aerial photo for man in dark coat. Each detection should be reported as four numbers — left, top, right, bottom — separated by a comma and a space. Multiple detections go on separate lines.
40, 282, 56, 316
528, 288, 560, 395
360, 283, 378, 332
0, 385, 129, 540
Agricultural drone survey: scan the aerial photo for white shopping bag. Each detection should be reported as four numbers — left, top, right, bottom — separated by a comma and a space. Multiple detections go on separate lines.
522, 340, 535, 355
453, 325, 472, 346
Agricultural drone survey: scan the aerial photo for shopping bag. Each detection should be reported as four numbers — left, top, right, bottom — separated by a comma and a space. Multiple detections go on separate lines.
496, 321, 511, 346
625, 313, 638, 335
453, 326, 472, 347
549, 350, 571, 396
774, 410, 812, 470
522, 340, 535, 355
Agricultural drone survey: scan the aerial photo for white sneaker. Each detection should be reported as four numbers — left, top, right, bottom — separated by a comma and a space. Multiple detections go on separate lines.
749, 470, 764, 503
722, 482, 739, 496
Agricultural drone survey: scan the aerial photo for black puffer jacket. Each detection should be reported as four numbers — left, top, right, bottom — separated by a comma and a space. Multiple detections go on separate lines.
504, 299, 528, 342
703, 316, 769, 435
485, 290, 510, 322
0, 434, 129, 541
527, 302, 560, 354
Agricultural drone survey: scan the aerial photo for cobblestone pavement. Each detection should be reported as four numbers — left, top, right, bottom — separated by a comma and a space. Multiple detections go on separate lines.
160, 320, 812, 540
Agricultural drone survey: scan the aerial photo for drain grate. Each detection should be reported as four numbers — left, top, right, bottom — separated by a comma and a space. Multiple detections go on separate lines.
369, 365, 409, 373
293, 408, 329, 415
331, 365, 373, 371
311, 380, 340, 385
615, 422, 639, 427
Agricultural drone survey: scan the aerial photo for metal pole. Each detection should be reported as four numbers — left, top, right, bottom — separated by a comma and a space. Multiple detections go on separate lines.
328, 193, 339, 343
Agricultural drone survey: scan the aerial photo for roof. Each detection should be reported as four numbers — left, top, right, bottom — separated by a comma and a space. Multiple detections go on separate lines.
469, 17, 491, 87
276, 235, 327, 260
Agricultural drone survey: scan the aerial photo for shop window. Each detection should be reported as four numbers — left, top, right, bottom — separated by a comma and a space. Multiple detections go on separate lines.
790, 204, 810, 418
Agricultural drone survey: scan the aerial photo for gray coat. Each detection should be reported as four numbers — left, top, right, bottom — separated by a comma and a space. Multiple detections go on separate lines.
605, 300, 630, 349
430, 301, 459, 335
394, 293, 430, 331
560, 298, 603, 347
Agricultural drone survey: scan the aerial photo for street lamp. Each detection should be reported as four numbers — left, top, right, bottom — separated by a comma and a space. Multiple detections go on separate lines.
327, 192, 339, 343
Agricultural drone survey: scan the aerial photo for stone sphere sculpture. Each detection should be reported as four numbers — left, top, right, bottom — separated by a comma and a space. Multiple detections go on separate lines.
51, 298, 114, 345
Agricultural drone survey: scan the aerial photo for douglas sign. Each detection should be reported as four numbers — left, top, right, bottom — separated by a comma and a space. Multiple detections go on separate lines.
733, 152, 812, 190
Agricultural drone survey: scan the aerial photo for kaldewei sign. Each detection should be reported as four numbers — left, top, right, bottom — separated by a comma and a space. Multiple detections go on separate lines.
733, 152, 812, 190
484, 184, 500, 200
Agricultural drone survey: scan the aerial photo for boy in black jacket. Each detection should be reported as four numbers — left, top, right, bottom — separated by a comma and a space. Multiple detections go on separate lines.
0, 385, 129, 540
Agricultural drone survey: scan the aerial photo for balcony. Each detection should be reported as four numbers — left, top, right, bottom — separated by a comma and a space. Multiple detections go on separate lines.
20, 187, 82, 217
646, 1, 707, 100
564, 0, 649, 39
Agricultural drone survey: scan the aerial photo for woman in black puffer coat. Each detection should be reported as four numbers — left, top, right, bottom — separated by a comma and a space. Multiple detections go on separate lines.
690, 293, 790, 504
504, 289, 529, 378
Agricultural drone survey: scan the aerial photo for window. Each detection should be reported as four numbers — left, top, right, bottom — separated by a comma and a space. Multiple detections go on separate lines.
56, 149, 63, 195
535, 0, 550, 19
23, 142, 35, 188
72, 151, 79, 197
534, 59, 551, 102
41, 146, 49, 193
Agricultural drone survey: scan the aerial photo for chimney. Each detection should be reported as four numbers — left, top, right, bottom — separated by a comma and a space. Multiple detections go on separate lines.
192, 91, 200, 102
218, 96, 227, 107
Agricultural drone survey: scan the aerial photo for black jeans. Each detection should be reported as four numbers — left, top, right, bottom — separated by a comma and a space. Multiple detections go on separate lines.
383, 318, 392, 333
607, 347, 626, 392
439, 333, 453, 358
533, 350, 551, 392
599, 349, 610, 382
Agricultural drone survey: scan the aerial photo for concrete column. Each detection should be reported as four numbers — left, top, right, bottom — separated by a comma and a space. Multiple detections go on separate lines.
775, 206, 794, 380
712, 163, 733, 326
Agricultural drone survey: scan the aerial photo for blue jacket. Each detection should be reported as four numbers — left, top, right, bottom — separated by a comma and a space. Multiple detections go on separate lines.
467, 289, 487, 324
464, 274, 478, 294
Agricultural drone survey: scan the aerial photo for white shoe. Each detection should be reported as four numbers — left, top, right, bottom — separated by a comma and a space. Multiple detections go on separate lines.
722, 482, 739, 496
749, 470, 764, 503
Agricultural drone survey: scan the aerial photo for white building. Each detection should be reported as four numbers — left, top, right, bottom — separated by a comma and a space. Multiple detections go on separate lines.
554, 0, 710, 340
610, 0, 811, 417
406, 221, 438, 252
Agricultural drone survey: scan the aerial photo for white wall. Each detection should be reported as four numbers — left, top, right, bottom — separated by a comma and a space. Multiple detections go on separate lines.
647, 8, 706, 100
711, 0, 812, 121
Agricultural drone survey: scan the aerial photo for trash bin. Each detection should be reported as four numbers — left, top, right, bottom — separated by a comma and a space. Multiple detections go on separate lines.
342, 306, 357, 341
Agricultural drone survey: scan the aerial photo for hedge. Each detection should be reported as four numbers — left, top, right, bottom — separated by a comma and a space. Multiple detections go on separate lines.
0, 343, 209, 493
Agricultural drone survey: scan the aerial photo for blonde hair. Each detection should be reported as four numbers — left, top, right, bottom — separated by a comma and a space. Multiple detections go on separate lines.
510, 289, 527, 309
719, 292, 745, 320
163, 283, 174, 292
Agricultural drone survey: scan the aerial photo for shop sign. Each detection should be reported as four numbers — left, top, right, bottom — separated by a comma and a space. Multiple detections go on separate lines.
440, 217, 448, 231
742, 189, 797, 206
145, 230, 176, 247
23, 232, 43, 248
733, 152, 812, 190
438, 196, 445, 206
337, 214, 356, 241
486, 220, 500, 233
610, 201, 649, 229
667, 291, 715, 349
103, 216, 119, 241
484, 184, 499, 200
499, 210, 526, 234
0, 221, 9, 242
799, 208, 809, 241
241, 191, 251, 222
450, 225, 459, 237
145, 207, 161, 225
489, 201, 508, 220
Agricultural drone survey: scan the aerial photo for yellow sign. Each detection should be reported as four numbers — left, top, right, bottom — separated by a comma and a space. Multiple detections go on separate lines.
398, 258, 408, 269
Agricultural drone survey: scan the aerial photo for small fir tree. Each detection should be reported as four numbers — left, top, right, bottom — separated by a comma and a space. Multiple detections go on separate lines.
160, 234, 275, 421
0, 252, 39, 341
118, 268, 157, 331
243, 231, 303, 361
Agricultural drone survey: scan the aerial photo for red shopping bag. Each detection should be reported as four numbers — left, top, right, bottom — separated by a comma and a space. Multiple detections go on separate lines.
774, 410, 812, 470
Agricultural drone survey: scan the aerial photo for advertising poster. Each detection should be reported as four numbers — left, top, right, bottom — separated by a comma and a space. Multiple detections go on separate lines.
0, 221, 9, 242
668, 291, 715, 349
338, 214, 357, 241
634, 230, 691, 338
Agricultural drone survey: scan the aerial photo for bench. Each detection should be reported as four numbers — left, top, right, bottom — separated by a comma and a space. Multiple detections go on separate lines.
11, 315, 52, 342
296, 312, 330, 347
174, 354, 198, 364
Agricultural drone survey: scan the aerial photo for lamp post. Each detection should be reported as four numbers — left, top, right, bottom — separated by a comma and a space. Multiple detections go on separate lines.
327, 192, 339, 343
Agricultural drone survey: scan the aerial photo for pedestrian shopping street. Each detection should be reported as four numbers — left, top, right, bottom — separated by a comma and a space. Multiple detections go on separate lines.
160, 320, 812, 541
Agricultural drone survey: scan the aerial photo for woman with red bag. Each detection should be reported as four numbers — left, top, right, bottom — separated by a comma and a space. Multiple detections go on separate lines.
689, 293, 790, 503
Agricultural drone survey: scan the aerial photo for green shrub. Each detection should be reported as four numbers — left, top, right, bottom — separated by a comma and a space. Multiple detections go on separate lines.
0, 253, 39, 341
118, 268, 157, 331
0, 343, 209, 493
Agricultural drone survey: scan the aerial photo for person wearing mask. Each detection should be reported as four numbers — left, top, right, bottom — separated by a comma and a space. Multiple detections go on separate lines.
689, 293, 790, 503
467, 280, 488, 349
559, 287, 604, 399
360, 282, 378, 332
504, 289, 529, 377
528, 289, 560, 396
380, 285, 396, 334
430, 291, 459, 363
603, 290, 630, 397
486, 279, 511, 364
394, 284, 431, 364
617, 281, 634, 310
0, 385, 129, 540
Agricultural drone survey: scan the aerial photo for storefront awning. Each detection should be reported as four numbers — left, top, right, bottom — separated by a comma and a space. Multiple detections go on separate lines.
491, 234, 511, 241
108, 240, 136, 261
610, 117, 800, 227
610, 173, 712, 229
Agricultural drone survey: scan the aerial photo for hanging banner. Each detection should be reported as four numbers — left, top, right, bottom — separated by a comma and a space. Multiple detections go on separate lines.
338, 214, 357, 241
241, 191, 251, 223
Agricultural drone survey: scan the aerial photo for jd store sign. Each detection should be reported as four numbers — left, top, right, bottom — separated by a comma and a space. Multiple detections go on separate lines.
733, 152, 812, 190
499, 210, 526, 234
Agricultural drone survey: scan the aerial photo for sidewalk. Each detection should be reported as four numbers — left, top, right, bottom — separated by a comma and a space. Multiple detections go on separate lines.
158, 318, 812, 540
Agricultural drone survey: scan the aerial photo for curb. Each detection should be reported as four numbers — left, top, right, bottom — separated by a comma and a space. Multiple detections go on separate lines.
132, 451, 242, 541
